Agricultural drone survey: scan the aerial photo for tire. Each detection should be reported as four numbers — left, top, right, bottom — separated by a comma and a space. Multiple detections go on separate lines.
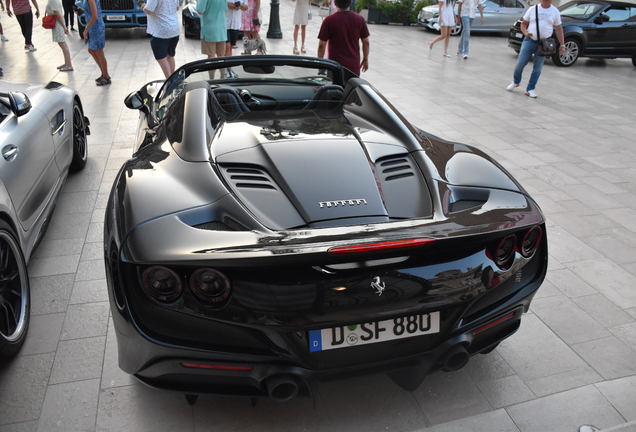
0, 220, 30, 358
552, 37, 580, 67
632, 55, 636, 67
69, 100, 88, 172
450, 22, 462, 36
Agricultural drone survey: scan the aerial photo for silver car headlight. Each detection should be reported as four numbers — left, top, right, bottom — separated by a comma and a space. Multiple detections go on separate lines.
419, 9, 435, 19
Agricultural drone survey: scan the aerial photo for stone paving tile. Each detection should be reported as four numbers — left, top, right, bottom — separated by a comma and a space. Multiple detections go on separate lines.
36, 379, 100, 432
596, 376, 636, 422
2, 1, 636, 431
506, 385, 625, 432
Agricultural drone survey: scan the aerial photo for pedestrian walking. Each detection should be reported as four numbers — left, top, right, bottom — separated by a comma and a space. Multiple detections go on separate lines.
292, 0, 310, 54
317, 0, 369, 75
506, 0, 565, 98
428, 0, 455, 57
47, 0, 73, 71
6, 0, 39, 51
140, 0, 180, 78
456, 0, 483, 59
82, 0, 110, 85
197, 0, 226, 78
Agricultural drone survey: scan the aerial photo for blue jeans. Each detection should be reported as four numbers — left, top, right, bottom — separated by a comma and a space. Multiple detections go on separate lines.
513, 37, 546, 91
457, 16, 473, 55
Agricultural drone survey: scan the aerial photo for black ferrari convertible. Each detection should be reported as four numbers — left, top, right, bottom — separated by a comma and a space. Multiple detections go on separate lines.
105, 56, 547, 403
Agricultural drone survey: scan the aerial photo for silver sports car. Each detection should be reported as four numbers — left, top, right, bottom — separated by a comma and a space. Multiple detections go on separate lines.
418, 0, 530, 36
0, 80, 90, 358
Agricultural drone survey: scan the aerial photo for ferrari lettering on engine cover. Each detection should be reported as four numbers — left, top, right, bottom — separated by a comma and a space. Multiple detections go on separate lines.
319, 199, 367, 208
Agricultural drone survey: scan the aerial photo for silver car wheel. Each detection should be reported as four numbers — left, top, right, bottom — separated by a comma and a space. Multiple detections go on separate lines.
0, 221, 30, 357
554, 39, 580, 67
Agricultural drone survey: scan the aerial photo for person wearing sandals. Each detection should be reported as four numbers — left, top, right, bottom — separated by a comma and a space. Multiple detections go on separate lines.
291, 0, 309, 55
47, 0, 73, 71
82, 0, 110, 85
139, 0, 180, 79
428, 0, 455, 57
6, 0, 40, 51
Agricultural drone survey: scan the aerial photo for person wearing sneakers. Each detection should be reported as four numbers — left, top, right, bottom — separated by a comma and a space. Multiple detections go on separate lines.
456, 0, 483, 59
291, 0, 310, 55
6, 0, 40, 51
506, 0, 564, 98
1, 0, 10, 41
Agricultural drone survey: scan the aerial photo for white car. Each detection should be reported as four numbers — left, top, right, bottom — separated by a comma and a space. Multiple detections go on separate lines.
418, 0, 530, 36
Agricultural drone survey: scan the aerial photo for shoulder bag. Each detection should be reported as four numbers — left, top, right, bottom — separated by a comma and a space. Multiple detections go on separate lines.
534, 5, 557, 56
42, 14, 57, 29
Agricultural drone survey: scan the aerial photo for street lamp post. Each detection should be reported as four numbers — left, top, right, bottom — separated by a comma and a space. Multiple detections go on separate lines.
267, 0, 283, 38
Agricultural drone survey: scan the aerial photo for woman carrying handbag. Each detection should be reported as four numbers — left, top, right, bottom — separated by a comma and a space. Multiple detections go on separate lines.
46, 0, 73, 71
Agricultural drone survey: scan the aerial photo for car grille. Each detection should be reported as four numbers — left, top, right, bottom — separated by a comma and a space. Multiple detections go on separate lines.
101, 0, 134, 10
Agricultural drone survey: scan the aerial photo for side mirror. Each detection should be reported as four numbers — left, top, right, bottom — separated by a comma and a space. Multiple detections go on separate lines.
594, 13, 610, 23
8, 92, 31, 117
124, 91, 146, 110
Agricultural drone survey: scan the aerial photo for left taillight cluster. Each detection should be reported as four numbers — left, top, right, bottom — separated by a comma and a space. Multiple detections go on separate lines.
490, 226, 543, 269
141, 266, 231, 307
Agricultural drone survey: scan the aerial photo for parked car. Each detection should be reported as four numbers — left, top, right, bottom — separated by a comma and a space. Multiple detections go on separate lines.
75, 0, 147, 39
106, 55, 547, 404
508, 0, 636, 67
182, 0, 200, 39
419, 0, 530, 36
0, 80, 90, 358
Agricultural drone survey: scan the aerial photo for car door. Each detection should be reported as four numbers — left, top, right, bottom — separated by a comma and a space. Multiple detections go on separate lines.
586, 5, 636, 55
0, 99, 60, 232
479, 0, 526, 32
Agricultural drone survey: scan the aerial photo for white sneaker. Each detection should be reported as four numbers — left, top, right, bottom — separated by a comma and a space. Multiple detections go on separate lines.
463, 54, 468, 59
525, 89, 537, 98
506, 81, 519, 92
1, 35, 8, 42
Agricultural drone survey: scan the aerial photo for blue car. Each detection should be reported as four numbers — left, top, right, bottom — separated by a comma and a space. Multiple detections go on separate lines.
75, 0, 147, 38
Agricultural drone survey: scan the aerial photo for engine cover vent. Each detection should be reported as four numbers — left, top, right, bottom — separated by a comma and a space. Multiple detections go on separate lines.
379, 157, 415, 181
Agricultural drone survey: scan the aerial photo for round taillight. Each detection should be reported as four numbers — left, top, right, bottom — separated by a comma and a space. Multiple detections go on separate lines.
519, 226, 542, 258
142, 266, 183, 302
190, 268, 231, 304
495, 235, 517, 268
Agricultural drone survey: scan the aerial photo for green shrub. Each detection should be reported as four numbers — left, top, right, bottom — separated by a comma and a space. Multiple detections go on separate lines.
358, 0, 435, 24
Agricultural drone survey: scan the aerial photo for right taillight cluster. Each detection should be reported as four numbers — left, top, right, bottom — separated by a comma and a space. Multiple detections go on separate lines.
491, 226, 542, 269
140, 266, 232, 308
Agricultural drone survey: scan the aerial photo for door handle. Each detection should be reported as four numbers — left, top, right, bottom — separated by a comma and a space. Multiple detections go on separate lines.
2, 145, 18, 162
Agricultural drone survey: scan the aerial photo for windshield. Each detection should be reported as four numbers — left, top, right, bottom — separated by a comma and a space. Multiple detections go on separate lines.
559, 1, 605, 18
155, 59, 338, 122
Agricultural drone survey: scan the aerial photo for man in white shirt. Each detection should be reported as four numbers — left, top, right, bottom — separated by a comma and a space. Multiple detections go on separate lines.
141, 0, 181, 78
505, 0, 565, 98
456, 0, 483, 59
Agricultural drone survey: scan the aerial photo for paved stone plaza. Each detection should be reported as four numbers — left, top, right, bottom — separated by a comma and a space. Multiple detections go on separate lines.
1, 1, 636, 431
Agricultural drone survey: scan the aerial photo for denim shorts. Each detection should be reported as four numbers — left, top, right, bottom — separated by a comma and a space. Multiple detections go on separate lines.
150, 35, 179, 60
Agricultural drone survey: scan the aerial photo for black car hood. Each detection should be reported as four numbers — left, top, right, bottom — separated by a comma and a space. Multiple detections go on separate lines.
213, 118, 432, 229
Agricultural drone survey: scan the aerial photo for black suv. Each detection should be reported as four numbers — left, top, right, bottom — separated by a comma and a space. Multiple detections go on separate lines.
508, 0, 636, 67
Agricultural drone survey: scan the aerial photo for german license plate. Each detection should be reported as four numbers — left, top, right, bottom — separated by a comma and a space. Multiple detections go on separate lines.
515, 32, 523, 38
106, 15, 126, 21
308, 312, 440, 352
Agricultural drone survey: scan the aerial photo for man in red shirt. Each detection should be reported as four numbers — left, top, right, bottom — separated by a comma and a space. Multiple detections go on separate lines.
317, 0, 369, 76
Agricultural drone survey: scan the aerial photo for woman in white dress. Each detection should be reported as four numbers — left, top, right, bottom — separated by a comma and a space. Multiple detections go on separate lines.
428, 0, 455, 57
47, 0, 72, 70
292, 0, 310, 54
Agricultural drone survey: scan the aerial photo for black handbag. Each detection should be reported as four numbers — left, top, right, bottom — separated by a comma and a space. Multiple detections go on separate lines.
534, 5, 557, 56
